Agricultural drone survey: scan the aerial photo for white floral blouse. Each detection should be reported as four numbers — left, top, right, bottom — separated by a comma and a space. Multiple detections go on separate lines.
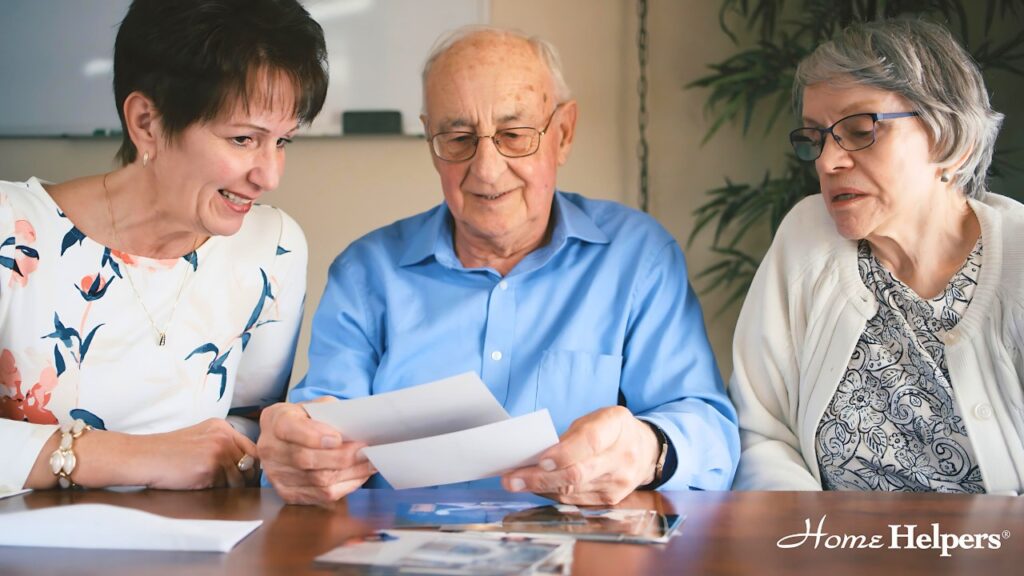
0, 178, 306, 489
815, 238, 985, 493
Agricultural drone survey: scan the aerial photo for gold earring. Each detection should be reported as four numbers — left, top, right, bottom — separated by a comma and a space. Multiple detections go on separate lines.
142, 151, 149, 168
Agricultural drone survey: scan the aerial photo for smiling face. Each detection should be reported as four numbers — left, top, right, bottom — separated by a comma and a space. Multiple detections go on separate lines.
150, 78, 299, 238
421, 33, 576, 256
802, 80, 944, 241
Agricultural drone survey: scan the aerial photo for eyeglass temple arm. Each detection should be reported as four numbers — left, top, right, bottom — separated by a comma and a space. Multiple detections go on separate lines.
875, 111, 919, 120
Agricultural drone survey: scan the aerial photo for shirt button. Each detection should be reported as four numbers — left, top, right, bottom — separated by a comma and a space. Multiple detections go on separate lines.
498, 280, 509, 291
973, 403, 993, 420
491, 350, 503, 361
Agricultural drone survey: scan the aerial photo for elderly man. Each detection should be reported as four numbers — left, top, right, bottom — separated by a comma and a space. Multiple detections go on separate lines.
259, 26, 739, 505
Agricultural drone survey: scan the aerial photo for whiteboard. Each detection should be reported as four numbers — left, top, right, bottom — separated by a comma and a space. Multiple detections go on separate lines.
0, 0, 489, 137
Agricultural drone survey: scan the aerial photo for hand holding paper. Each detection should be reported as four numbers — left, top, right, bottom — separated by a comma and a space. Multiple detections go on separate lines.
501, 405, 661, 506
298, 372, 559, 490
258, 398, 377, 505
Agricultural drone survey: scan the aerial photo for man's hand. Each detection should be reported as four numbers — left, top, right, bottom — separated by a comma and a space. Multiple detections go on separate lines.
501, 406, 661, 505
258, 399, 376, 505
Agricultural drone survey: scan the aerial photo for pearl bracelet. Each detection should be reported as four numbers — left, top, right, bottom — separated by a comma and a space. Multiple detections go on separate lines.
49, 418, 91, 489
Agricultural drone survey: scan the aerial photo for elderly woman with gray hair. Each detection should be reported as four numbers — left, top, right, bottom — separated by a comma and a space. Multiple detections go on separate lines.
729, 18, 1023, 493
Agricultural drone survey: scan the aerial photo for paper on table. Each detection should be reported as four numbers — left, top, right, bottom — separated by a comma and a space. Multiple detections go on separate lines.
0, 504, 261, 552
0, 487, 30, 501
363, 409, 560, 489
303, 372, 510, 444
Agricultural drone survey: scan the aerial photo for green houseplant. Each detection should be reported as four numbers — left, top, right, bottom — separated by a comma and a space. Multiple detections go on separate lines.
686, 0, 1024, 311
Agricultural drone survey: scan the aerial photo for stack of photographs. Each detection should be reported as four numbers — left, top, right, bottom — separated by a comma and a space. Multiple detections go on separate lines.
314, 501, 682, 573
314, 530, 574, 575
394, 501, 684, 544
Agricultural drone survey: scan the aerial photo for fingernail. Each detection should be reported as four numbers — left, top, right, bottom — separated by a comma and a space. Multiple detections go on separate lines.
509, 478, 525, 492
321, 435, 341, 448
540, 459, 556, 472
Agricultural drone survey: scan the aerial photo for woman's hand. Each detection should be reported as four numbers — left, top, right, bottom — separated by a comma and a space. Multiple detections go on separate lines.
131, 418, 259, 489
25, 418, 258, 490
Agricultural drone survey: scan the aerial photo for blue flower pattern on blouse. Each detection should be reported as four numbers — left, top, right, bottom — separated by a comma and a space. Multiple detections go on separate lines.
1, 178, 302, 447
0, 235, 39, 277
184, 267, 279, 400
815, 239, 985, 493
185, 343, 233, 400
42, 313, 103, 367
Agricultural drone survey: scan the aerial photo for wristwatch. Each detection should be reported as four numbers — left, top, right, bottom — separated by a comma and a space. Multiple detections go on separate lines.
638, 421, 670, 490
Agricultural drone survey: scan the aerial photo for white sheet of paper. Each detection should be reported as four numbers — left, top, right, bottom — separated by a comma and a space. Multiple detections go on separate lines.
0, 487, 29, 501
303, 372, 510, 444
0, 504, 261, 552
363, 409, 559, 489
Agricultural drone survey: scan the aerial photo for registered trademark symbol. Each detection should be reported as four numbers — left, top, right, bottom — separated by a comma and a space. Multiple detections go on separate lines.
1003, 530, 1011, 539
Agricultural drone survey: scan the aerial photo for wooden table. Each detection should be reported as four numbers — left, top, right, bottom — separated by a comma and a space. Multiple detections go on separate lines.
0, 488, 1020, 575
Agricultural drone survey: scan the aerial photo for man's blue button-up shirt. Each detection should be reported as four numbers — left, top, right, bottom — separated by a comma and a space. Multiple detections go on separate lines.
292, 191, 740, 490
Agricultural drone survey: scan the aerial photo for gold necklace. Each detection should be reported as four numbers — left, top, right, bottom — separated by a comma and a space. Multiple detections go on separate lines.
102, 173, 197, 347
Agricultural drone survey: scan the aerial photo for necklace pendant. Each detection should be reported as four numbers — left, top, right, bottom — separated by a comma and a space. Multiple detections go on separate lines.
158, 333, 166, 347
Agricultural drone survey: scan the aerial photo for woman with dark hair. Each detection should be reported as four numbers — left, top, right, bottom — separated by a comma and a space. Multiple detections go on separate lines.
0, 0, 328, 491
730, 19, 1023, 493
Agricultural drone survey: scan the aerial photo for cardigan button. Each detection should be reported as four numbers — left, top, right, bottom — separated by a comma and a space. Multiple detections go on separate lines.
973, 403, 993, 420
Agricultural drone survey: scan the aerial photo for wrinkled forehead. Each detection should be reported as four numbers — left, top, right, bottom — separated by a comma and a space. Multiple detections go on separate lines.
800, 78, 910, 123
424, 34, 555, 119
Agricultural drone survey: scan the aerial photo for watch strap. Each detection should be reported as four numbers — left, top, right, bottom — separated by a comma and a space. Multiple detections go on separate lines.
637, 420, 670, 491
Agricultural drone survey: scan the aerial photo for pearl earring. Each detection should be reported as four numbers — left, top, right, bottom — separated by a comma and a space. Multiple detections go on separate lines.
940, 172, 950, 183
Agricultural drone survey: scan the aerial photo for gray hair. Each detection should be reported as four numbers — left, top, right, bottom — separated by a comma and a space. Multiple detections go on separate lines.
421, 25, 572, 113
794, 18, 1004, 198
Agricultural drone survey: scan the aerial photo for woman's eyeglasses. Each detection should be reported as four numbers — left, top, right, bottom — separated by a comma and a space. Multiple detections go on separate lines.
789, 112, 920, 161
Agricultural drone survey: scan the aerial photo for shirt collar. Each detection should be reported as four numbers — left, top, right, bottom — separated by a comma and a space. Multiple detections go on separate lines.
550, 190, 609, 247
398, 203, 453, 267
398, 190, 609, 269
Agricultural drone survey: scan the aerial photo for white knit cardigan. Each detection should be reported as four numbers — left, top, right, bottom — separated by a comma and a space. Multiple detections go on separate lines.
729, 193, 1024, 494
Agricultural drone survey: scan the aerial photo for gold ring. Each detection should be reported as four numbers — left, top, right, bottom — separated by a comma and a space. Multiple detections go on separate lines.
237, 454, 256, 472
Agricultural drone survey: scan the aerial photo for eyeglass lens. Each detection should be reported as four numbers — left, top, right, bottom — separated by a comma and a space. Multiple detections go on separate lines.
432, 128, 540, 161
790, 113, 877, 161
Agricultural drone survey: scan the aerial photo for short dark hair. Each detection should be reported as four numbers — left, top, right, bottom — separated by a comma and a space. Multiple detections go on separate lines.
113, 0, 329, 165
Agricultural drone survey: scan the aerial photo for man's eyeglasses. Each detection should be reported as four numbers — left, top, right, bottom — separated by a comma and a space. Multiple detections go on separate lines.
789, 112, 920, 162
428, 103, 565, 162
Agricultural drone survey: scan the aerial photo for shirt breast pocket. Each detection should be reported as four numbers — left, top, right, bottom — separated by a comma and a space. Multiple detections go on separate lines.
535, 349, 623, 433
